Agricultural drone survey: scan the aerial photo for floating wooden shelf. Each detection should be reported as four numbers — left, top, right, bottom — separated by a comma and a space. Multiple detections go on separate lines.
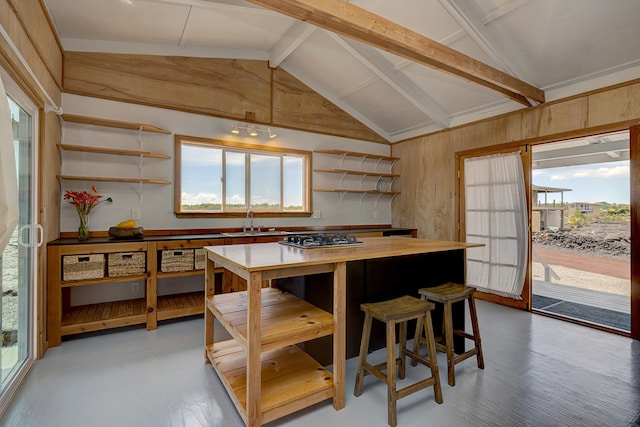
57, 175, 171, 185
313, 168, 399, 178
314, 189, 400, 195
60, 297, 147, 336
314, 149, 399, 162
206, 340, 333, 425
62, 114, 171, 134
157, 291, 204, 321
57, 143, 170, 159
207, 288, 334, 353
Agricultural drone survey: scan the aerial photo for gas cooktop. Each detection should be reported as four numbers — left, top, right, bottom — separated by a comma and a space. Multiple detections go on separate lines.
279, 233, 363, 249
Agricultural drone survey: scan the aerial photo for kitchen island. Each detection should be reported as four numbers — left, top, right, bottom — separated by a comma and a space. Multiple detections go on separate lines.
203, 236, 481, 427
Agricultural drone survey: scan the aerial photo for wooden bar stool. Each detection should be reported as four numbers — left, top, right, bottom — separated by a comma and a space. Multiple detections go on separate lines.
412, 282, 484, 386
354, 295, 443, 427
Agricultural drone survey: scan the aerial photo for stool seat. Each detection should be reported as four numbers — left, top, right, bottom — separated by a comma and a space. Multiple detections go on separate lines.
413, 282, 484, 387
354, 295, 443, 427
418, 282, 475, 303
360, 295, 435, 322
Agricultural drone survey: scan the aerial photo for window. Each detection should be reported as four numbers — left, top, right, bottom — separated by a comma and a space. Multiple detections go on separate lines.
175, 135, 311, 216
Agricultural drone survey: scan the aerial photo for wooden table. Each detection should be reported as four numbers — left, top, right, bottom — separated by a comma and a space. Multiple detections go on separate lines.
203, 236, 481, 426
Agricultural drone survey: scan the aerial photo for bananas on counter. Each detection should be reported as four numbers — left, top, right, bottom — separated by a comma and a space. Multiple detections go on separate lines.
109, 219, 143, 238
115, 219, 137, 228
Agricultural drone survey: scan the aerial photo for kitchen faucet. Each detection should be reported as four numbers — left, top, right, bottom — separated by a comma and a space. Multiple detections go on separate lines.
245, 209, 254, 233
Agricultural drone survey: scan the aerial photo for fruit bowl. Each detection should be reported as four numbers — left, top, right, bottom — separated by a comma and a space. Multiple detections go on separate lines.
108, 226, 144, 239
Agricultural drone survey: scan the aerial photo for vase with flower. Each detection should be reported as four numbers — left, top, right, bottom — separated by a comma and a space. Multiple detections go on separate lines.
64, 185, 113, 241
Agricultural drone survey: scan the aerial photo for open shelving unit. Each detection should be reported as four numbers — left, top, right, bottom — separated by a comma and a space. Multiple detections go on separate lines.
205, 283, 335, 425
57, 114, 172, 189
313, 150, 401, 206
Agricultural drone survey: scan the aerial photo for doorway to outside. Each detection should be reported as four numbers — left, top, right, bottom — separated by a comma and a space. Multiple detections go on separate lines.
531, 130, 630, 332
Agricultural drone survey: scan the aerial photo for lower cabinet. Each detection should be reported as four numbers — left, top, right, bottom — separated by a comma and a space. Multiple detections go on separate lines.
46, 238, 224, 347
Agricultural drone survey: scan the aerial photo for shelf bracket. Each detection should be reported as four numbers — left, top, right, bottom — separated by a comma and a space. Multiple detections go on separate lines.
339, 172, 347, 188
339, 153, 348, 169
359, 155, 368, 171
374, 193, 383, 209
359, 192, 367, 207
338, 191, 347, 206
359, 174, 367, 189
390, 159, 398, 173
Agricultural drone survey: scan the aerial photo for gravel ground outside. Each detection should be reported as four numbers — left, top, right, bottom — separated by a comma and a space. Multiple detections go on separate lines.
532, 221, 631, 297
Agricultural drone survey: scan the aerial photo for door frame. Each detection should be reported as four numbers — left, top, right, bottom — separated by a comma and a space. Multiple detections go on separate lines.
630, 123, 639, 340
457, 125, 638, 340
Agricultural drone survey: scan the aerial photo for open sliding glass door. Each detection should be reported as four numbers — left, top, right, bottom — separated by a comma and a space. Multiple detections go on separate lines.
457, 145, 532, 310
631, 124, 640, 340
0, 70, 39, 413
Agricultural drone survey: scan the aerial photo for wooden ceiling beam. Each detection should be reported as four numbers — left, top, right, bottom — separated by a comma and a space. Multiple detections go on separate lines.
246, 0, 545, 106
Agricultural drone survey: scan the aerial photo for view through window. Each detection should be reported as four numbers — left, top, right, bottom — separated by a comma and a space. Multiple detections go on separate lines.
531, 130, 630, 332
176, 137, 310, 214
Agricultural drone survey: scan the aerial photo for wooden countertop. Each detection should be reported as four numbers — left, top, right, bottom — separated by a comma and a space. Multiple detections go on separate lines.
204, 236, 482, 272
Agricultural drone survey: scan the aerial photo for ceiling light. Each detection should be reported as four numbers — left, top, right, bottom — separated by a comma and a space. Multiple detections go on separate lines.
230, 123, 277, 139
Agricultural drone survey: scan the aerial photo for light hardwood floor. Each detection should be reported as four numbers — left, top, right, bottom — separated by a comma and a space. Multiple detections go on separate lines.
1, 300, 639, 427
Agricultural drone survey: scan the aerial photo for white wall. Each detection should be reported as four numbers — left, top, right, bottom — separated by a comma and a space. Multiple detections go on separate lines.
60, 94, 394, 233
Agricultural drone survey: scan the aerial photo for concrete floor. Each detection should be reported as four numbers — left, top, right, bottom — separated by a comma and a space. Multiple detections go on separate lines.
1, 300, 639, 427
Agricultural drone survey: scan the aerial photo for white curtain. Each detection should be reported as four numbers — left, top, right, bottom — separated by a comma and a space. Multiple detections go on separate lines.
464, 152, 528, 299
0, 76, 18, 253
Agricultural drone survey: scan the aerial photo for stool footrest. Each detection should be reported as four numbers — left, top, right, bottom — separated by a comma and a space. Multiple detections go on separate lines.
397, 377, 438, 401
453, 348, 479, 365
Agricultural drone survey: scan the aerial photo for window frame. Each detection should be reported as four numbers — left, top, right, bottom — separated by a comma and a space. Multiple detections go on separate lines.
174, 134, 312, 218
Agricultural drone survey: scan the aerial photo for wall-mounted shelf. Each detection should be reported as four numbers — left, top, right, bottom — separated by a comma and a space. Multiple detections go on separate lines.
57, 143, 171, 159
57, 175, 171, 185
313, 149, 399, 163
61, 114, 171, 134
313, 150, 400, 207
313, 168, 399, 178
58, 114, 172, 193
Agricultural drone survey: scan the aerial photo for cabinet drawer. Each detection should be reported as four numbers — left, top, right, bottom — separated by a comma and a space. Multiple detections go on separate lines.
108, 252, 146, 277
160, 249, 194, 272
62, 254, 105, 281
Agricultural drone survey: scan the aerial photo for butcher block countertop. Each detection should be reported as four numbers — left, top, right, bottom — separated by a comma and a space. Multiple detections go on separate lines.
203, 236, 482, 273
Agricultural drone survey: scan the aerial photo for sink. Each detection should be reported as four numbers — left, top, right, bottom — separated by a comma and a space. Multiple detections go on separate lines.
222, 230, 290, 237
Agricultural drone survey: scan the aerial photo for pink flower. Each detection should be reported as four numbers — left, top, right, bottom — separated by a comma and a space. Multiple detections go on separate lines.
64, 185, 113, 216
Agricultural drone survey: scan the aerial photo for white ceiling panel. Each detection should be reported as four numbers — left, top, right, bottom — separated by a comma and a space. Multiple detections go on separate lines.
43, 0, 640, 142
182, 5, 295, 50
342, 79, 432, 134
46, 0, 191, 44
281, 30, 378, 98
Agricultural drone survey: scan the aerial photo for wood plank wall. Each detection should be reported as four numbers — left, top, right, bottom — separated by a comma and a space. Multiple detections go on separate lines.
391, 79, 640, 241
0, 0, 63, 356
63, 52, 388, 144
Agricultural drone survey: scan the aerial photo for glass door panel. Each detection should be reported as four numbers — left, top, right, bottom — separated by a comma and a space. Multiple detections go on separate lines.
0, 92, 35, 403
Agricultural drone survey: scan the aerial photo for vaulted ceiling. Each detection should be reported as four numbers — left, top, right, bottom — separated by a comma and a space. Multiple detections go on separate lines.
43, 0, 640, 143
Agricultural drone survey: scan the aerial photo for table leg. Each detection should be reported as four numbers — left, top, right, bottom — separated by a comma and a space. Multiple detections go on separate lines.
333, 262, 346, 410
246, 271, 263, 426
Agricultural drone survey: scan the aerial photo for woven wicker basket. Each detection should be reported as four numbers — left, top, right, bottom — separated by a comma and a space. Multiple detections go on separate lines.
160, 249, 194, 272
194, 248, 206, 270
108, 252, 146, 277
62, 254, 105, 281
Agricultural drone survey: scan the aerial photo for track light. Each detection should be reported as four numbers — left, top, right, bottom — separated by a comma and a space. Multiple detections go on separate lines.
230, 122, 277, 139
